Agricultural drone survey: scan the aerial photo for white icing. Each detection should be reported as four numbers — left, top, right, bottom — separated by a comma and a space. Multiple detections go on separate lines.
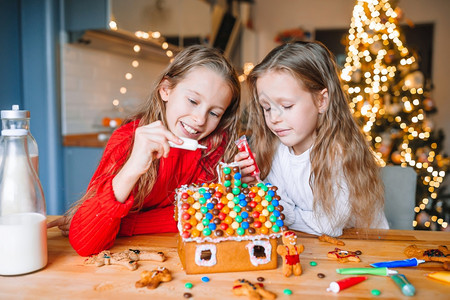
194, 244, 217, 267
245, 240, 272, 266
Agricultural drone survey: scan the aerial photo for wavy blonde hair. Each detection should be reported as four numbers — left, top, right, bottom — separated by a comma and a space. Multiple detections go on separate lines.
246, 41, 384, 229
69, 45, 240, 216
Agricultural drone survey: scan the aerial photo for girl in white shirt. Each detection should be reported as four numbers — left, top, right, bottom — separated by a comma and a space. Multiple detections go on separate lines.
236, 41, 388, 236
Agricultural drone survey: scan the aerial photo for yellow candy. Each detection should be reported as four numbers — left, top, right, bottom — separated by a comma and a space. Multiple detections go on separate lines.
224, 216, 233, 225
262, 209, 269, 216
196, 223, 205, 231
229, 211, 237, 218
264, 221, 272, 228
257, 189, 265, 197
193, 192, 201, 200
226, 193, 234, 200
231, 222, 239, 229
226, 228, 234, 235
227, 201, 235, 209
191, 229, 200, 237
192, 202, 201, 210
261, 200, 269, 207
195, 212, 203, 220
260, 226, 269, 234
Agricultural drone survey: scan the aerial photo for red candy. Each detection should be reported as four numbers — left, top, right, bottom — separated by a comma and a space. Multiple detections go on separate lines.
220, 223, 228, 230
182, 231, 191, 238
252, 211, 260, 218
181, 203, 190, 210
216, 203, 225, 210
218, 212, 227, 220
181, 192, 189, 199
182, 212, 191, 220
249, 201, 257, 208
253, 221, 262, 228
235, 135, 260, 178
214, 192, 222, 198
183, 223, 192, 230
249, 192, 256, 198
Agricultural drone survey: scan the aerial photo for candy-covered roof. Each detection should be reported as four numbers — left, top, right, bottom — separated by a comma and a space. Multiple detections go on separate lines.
175, 163, 286, 243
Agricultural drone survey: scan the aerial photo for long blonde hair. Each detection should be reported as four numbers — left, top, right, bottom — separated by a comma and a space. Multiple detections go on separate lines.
246, 41, 384, 228
70, 45, 240, 215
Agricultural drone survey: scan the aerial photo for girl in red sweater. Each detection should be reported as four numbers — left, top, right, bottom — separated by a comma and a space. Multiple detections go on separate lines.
48, 45, 241, 256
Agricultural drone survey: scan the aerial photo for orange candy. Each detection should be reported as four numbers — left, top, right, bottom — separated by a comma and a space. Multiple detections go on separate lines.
191, 229, 200, 238
224, 216, 233, 225
102, 117, 111, 127
216, 186, 225, 194
250, 186, 259, 194
187, 197, 195, 204
221, 197, 229, 205
260, 226, 269, 234
187, 207, 196, 215
255, 204, 264, 212
189, 218, 198, 227
226, 228, 234, 235
254, 195, 262, 203
222, 206, 230, 214
258, 215, 267, 223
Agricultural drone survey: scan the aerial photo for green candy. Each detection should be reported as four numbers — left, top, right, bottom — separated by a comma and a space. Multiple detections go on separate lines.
223, 167, 231, 174
198, 188, 205, 194
272, 225, 280, 232
224, 180, 231, 187
202, 218, 210, 226
371, 289, 381, 296
235, 215, 243, 223
310, 261, 317, 266
283, 289, 293, 295
185, 282, 193, 289
242, 183, 248, 188
233, 206, 242, 213
232, 187, 240, 195
236, 227, 245, 235
234, 179, 241, 187
203, 228, 212, 236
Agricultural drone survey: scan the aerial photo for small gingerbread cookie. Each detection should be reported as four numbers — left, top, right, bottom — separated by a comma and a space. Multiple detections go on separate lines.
85, 249, 166, 270
319, 234, 345, 246
135, 267, 172, 289
232, 279, 276, 300
327, 248, 361, 263
404, 245, 450, 263
277, 231, 304, 277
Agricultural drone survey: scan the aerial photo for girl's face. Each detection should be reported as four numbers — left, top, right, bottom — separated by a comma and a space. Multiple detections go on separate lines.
256, 70, 328, 155
160, 67, 232, 140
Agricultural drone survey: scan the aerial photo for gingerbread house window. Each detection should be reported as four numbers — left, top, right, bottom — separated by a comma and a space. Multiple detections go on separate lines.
246, 240, 272, 266
195, 244, 217, 267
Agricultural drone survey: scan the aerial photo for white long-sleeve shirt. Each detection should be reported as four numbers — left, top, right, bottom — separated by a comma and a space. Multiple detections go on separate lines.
265, 143, 388, 237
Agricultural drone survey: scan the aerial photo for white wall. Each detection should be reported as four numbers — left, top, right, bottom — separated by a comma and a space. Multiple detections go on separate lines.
253, 0, 450, 157
62, 44, 167, 134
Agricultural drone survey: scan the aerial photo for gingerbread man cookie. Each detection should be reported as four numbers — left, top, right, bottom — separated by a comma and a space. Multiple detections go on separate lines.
318, 234, 345, 246
327, 248, 361, 263
135, 267, 172, 289
277, 231, 304, 277
232, 279, 276, 300
85, 249, 166, 270
404, 245, 450, 263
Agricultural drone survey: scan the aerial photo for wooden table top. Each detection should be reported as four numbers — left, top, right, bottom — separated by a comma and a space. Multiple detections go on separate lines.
1, 216, 449, 299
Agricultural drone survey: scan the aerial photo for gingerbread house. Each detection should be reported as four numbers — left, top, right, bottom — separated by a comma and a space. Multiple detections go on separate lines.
175, 163, 286, 274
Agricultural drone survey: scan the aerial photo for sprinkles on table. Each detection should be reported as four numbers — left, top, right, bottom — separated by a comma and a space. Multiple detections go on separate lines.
177, 164, 287, 241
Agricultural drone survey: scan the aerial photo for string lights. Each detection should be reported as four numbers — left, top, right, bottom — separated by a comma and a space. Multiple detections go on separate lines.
342, 0, 448, 230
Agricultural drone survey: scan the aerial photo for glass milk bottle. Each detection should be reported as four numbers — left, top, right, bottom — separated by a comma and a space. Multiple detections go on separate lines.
0, 129, 47, 275
0, 105, 39, 174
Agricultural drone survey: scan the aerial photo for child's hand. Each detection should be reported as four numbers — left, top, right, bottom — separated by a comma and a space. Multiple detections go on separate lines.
234, 151, 257, 184
128, 121, 182, 175
47, 215, 71, 236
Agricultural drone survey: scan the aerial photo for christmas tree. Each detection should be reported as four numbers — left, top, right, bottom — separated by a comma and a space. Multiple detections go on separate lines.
341, 0, 449, 230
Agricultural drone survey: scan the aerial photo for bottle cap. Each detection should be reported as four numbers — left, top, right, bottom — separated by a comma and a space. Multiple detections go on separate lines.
1, 129, 28, 136
1, 105, 30, 119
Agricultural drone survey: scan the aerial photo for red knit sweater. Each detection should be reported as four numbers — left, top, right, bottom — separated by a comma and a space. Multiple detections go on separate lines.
69, 120, 225, 256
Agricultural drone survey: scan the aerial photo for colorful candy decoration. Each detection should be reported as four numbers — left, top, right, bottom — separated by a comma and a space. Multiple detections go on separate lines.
176, 162, 286, 241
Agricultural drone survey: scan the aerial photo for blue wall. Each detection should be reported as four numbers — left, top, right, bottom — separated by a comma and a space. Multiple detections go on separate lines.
0, 0, 64, 214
